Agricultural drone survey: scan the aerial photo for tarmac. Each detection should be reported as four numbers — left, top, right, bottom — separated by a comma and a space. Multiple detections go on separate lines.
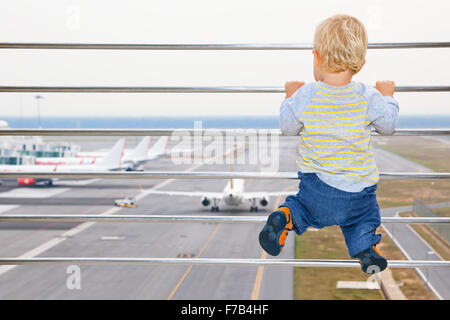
0, 136, 447, 299
0, 137, 298, 299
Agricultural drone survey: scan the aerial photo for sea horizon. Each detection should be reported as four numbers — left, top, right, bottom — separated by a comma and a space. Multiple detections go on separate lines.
2, 115, 450, 129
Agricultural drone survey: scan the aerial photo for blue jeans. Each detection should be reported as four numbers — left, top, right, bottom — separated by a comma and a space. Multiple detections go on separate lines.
280, 172, 382, 258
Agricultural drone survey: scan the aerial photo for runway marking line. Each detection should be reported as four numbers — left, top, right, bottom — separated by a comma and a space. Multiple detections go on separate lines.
0, 205, 19, 214
0, 190, 119, 251
250, 184, 297, 300
167, 223, 221, 300
0, 190, 124, 276
381, 220, 443, 300
0, 178, 105, 251
0, 188, 71, 199
165, 146, 248, 300
406, 224, 445, 261
250, 250, 267, 300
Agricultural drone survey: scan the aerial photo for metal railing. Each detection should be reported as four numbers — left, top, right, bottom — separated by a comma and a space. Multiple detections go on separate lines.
0, 171, 449, 180
0, 214, 448, 224
1, 213, 448, 269
0, 257, 448, 268
1, 41, 449, 50
0, 85, 449, 93
0, 128, 449, 136
0, 41, 449, 271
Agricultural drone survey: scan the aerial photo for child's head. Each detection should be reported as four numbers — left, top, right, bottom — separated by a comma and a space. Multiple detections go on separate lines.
313, 14, 368, 81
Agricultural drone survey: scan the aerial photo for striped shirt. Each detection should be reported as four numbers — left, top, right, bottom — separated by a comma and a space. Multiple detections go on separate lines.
280, 81, 399, 192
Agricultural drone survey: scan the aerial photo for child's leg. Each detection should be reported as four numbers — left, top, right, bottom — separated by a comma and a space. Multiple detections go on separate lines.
340, 195, 387, 273
258, 193, 313, 256
354, 244, 387, 274
258, 206, 293, 256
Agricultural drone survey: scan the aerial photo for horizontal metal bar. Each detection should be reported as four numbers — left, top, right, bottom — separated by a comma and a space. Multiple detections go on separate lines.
0, 42, 449, 50
3, 128, 282, 137
0, 128, 449, 137
0, 171, 295, 179
388, 128, 450, 136
377, 172, 450, 179
0, 171, 449, 180
0, 215, 448, 224
0, 85, 449, 93
0, 257, 447, 268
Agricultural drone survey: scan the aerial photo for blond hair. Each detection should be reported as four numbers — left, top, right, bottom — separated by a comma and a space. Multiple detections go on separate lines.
314, 14, 368, 74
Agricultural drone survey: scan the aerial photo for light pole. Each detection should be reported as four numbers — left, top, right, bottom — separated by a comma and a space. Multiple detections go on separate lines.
35, 95, 44, 128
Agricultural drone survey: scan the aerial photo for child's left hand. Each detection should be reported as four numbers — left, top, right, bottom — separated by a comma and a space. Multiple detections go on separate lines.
285, 81, 305, 98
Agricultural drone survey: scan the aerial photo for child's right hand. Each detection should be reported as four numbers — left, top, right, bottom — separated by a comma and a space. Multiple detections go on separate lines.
285, 81, 305, 98
376, 80, 395, 97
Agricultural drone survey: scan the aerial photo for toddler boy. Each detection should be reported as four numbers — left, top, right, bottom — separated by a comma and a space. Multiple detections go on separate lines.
259, 14, 399, 274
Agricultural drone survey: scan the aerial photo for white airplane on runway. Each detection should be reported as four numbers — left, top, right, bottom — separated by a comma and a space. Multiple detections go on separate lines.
148, 178, 296, 212
0, 138, 126, 186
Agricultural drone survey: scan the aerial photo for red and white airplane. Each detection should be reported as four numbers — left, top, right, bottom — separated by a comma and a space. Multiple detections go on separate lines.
36, 136, 152, 165
0, 138, 126, 186
36, 136, 169, 171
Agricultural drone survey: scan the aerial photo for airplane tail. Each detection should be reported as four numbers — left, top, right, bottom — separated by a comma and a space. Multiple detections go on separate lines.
148, 136, 169, 158
96, 138, 126, 168
129, 136, 152, 162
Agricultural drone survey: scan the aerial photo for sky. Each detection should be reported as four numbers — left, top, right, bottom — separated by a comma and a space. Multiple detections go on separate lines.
0, 0, 449, 117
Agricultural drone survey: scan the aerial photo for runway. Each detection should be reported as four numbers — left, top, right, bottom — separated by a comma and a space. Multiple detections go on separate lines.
0, 137, 298, 299
381, 204, 450, 300
0, 136, 447, 299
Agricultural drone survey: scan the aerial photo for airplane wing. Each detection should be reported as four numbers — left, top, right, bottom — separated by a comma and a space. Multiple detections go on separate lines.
243, 191, 296, 200
146, 190, 223, 198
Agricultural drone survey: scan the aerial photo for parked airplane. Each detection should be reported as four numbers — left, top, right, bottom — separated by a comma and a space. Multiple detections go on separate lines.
36, 137, 150, 166
121, 136, 169, 171
36, 136, 169, 171
147, 178, 296, 212
0, 138, 126, 186
77, 136, 167, 157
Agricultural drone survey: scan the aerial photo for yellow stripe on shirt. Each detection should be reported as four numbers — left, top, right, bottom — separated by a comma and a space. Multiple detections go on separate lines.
304, 121, 370, 128
311, 98, 348, 103
303, 143, 371, 150
299, 114, 367, 122
302, 131, 371, 140
302, 158, 376, 170
306, 101, 367, 108
299, 147, 373, 161
310, 150, 373, 155
334, 132, 372, 139
305, 128, 366, 134
344, 170, 379, 180
315, 163, 376, 171
302, 154, 374, 163
302, 136, 370, 145
302, 108, 367, 115
316, 91, 359, 97
298, 160, 378, 182
348, 158, 375, 164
